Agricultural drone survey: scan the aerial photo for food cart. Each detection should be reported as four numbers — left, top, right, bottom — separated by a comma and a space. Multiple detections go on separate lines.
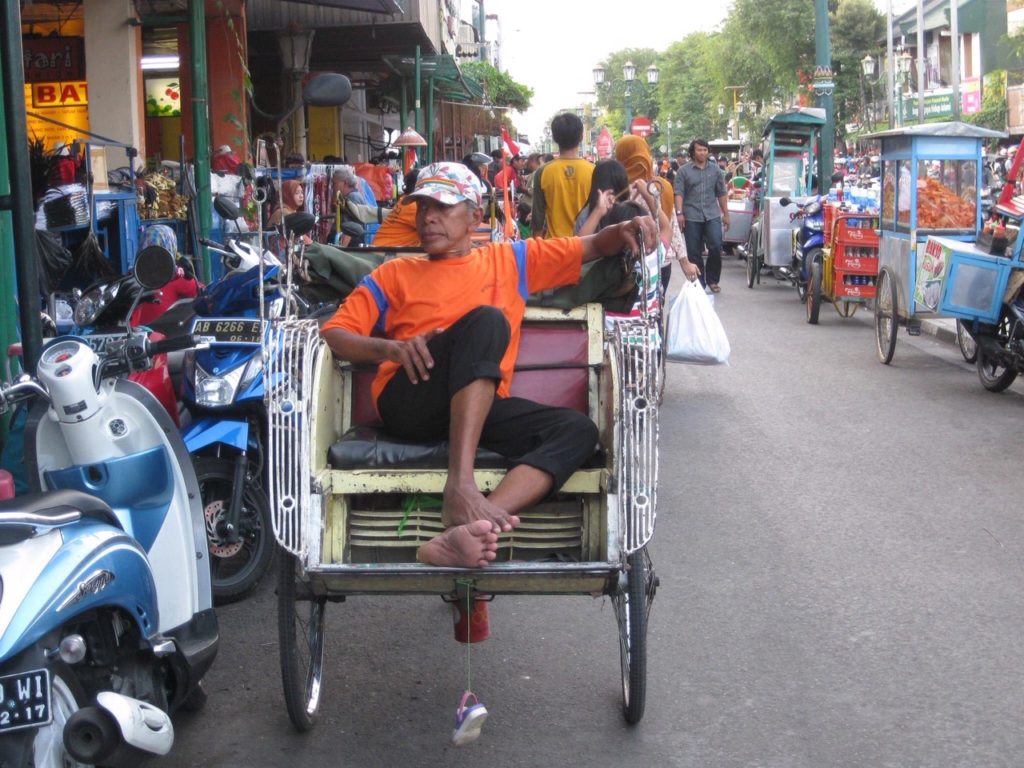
708, 139, 755, 254
867, 123, 1005, 363
745, 108, 826, 287
805, 205, 880, 324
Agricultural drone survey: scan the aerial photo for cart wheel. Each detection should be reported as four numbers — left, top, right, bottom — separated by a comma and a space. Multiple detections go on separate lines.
976, 315, 1017, 392
745, 228, 759, 289
837, 301, 858, 318
805, 258, 822, 325
874, 266, 899, 364
279, 551, 327, 732
956, 319, 978, 363
613, 548, 655, 725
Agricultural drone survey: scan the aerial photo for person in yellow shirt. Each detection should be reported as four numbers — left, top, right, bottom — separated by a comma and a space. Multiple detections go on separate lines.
531, 113, 594, 238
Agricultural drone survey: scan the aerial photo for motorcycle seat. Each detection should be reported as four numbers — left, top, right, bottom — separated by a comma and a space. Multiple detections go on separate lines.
0, 489, 120, 529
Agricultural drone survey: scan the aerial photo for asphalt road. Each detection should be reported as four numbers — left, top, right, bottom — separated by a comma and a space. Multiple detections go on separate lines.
169, 257, 1024, 768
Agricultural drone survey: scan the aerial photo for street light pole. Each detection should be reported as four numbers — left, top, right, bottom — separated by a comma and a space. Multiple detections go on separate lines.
622, 60, 636, 135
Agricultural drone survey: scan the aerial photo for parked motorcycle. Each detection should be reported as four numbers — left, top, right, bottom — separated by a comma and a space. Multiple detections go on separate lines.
778, 194, 827, 303
0, 244, 216, 767
963, 295, 1024, 392
179, 205, 319, 603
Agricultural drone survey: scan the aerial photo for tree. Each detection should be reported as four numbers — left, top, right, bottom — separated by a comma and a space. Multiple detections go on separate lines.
831, 0, 886, 140
461, 61, 534, 112
657, 34, 725, 147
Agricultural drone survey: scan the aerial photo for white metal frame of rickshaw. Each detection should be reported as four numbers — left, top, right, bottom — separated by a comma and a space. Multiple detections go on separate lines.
745, 108, 826, 289
866, 122, 1006, 364
262, 246, 666, 734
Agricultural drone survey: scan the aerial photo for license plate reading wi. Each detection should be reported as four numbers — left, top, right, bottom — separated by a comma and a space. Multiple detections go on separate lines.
191, 318, 263, 345
0, 668, 51, 733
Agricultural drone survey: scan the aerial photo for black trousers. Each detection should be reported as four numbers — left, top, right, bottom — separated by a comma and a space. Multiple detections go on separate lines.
377, 306, 598, 491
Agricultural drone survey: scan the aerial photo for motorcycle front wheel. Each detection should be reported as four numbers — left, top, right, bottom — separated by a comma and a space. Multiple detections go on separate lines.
31, 669, 87, 768
195, 457, 274, 604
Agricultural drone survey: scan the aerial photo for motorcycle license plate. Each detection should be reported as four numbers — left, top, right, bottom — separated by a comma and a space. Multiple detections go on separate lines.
0, 668, 51, 733
191, 318, 263, 345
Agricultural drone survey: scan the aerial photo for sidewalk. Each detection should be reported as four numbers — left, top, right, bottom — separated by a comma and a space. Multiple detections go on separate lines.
920, 317, 957, 345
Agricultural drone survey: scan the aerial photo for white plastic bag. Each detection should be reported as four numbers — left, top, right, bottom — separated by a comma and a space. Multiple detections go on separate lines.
665, 279, 731, 365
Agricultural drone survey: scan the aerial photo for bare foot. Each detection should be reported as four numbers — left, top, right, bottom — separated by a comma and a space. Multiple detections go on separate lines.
417, 521, 499, 568
442, 482, 520, 533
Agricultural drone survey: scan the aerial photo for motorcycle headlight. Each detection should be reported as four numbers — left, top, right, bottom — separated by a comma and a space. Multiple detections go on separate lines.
73, 288, 105, 326
194, 362, 245, 407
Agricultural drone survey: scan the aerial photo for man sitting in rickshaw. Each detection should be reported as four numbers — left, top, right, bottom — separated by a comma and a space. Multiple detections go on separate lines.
320, 162, 656, 569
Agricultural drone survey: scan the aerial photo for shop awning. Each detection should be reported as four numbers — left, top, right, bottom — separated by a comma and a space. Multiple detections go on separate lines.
130, 0, 401, 14
382, 54, 484, 103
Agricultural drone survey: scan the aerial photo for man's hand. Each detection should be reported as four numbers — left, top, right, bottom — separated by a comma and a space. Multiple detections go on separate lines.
385, 329, 443, 384
722, 211, 731, 232
619, 215, 658, 255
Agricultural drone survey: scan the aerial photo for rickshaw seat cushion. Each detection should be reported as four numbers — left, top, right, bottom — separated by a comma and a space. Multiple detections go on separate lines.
328, 423, 509, 470
327, 422, 604, 471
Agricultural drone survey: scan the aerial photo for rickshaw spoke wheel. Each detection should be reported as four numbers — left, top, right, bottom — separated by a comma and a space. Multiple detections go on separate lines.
837, 300, 858, 318
278, 551, 326, 732
613, 547, 654, 725
956, 319, 978, 363
874, 267, 898, 364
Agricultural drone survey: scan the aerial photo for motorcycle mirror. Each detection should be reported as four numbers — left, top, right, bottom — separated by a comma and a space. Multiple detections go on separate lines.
133, 245, 176, 290
284, 211, 316, 237
302, 73, 352, 108
214, 195, 241, 222
779, 197, 792, 207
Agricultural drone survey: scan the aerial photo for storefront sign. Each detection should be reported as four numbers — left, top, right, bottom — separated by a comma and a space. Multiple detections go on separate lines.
23, 83, 89, 151
440, 0, 459, 56
30, 81, 88, 108
962, 78, 982, 115
596, 127, 614, 159
22, 37, 85, 82
899, 91, 955, 122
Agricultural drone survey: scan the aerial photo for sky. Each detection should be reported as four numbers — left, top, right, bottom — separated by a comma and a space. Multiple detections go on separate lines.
476, 0, 914, 144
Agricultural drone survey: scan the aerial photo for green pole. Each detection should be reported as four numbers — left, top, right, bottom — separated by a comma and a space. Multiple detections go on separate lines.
427, 78, 435, 164
0, 2, 42, 374
414, 45, 422, 134
814, 0, 834, 192
189, 0, 213, 283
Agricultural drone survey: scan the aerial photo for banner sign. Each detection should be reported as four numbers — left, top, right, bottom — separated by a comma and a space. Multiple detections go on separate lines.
23, 37, 85, 83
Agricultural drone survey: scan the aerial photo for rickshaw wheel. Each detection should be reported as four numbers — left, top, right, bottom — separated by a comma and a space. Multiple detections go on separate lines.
956, 319, 978, 363
837, 301, 858, 318
614, 547, 655, 725
745, 229, 759, 289
874, 266, 898, 364
279, 551, 327, 732
805, 259, 822, 325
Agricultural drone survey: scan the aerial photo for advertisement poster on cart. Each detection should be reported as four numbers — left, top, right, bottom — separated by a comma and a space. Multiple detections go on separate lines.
914, 237, 952, 312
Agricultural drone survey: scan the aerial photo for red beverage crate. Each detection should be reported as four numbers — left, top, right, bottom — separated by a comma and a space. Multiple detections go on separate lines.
833, 214, 880, 249
824, 203, 837, 242
832, 270, 877, 300
834, 243, 879, 274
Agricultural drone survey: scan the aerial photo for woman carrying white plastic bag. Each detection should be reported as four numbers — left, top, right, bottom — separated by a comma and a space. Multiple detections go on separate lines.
665, 279, 731, 364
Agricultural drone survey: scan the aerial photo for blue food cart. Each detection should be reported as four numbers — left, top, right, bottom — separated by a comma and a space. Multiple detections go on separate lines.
868, 122, 1007, 363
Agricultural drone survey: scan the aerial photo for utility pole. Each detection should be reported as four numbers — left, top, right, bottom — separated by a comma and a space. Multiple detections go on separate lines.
813, 0, 834, 192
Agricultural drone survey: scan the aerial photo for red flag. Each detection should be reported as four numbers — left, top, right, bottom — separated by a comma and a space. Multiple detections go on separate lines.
501, 127, 520, 159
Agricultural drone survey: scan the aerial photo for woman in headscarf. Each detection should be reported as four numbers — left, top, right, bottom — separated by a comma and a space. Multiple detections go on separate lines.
614, 135, 700, 285
268, 179, 305, 227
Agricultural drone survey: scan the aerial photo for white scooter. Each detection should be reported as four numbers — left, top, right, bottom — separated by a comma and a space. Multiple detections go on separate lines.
0, 244, 217, 767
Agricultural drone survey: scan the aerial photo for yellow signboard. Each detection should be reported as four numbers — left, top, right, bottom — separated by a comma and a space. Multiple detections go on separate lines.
24, 81, 90, 152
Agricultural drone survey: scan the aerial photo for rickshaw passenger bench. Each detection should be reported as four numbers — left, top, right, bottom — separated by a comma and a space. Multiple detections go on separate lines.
315, 305, 612, 569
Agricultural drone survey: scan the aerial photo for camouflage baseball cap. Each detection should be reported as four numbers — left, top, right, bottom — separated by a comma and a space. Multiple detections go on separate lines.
406, 161, 484, 208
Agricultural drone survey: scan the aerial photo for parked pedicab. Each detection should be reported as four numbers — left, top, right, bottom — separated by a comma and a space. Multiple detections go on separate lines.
804, 203, 880, 324
262, 243, 664, 734
744, 107, 826, 289
867, 123, 1006, 364
708, 139, 756, 256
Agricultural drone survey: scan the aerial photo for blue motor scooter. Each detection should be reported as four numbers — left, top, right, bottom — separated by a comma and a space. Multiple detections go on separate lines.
779, 194, 827, 306
0, 245, 216, 767
179, 206, 321, 603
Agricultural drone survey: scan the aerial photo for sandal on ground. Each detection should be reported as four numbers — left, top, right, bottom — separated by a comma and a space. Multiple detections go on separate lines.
452, 692, 488, 747
709, 284, 721, 293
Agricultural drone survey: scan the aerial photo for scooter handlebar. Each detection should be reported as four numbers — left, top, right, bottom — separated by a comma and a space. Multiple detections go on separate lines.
148, 334, 199, 357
